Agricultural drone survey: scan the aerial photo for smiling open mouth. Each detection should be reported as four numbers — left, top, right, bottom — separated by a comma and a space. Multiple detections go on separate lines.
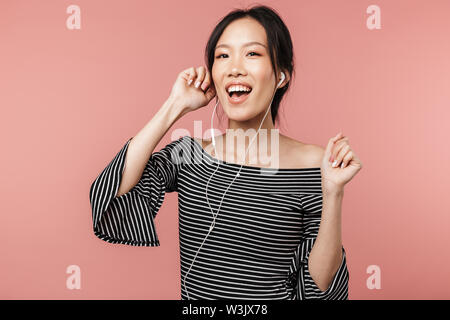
228, 89, 252, 98
227, 88, 252, 104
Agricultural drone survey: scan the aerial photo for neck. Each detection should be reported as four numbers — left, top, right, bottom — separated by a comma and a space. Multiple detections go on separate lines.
215, 108, 279, 166
226, 107, 275, 138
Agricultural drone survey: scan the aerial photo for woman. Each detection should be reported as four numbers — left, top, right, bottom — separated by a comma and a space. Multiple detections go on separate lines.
89, 5, 363, 300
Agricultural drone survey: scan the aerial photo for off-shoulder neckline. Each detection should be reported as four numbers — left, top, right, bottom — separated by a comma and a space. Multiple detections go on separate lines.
187, 135, 321, 172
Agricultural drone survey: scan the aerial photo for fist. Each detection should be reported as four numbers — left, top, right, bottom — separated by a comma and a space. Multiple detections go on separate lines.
321, 132, 363, 194
169, 66, 216, 113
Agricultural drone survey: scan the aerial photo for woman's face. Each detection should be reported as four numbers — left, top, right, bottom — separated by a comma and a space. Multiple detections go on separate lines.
212, 17, 279, 123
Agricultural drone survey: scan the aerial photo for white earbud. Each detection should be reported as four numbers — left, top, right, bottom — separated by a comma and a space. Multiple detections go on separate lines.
277, 72, 285, 89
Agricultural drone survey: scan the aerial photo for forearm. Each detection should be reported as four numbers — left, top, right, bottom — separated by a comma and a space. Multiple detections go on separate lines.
116, 97, 187, 197
307, 189, 344, 291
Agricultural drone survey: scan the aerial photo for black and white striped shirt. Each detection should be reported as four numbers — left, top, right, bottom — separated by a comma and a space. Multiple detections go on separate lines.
89, 135, 349, 300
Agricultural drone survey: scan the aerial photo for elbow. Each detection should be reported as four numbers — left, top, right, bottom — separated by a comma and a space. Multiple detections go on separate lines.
311, 273, 333, 292
308, 250, 343, 292
316, 279, 332, 293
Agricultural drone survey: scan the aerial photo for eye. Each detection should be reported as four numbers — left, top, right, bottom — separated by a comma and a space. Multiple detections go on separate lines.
215, 52, 260, 59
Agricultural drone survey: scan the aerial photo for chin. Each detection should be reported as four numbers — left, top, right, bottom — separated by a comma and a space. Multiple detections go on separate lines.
223, 107, 259, 122
218, 93, 266, 123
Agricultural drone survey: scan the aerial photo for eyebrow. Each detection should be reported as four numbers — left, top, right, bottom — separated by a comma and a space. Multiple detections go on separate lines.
215, 41, 267, 50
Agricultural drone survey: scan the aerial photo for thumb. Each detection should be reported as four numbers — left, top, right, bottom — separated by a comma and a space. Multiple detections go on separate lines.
325, 132, 343, 161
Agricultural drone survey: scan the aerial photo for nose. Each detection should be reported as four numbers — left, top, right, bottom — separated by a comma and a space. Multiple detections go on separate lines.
229, 65, 246, 78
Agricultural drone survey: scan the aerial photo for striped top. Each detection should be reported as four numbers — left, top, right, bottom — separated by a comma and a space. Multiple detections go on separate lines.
89, 135, 349, 300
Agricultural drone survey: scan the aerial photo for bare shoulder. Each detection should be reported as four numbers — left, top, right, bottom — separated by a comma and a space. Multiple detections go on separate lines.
280, 134, 324, 168
194, 134, 325, 168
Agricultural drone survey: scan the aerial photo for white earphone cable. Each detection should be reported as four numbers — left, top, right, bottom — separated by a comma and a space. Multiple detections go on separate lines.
183, 73, 285, 299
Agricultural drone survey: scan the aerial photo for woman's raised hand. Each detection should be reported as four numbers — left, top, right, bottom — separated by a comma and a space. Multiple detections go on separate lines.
321, 132, 363, 195
169, 66, 216, 113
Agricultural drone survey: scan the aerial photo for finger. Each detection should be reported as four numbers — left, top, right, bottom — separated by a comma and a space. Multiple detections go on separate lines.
331, 144, 350, 167
355, 152, 363, 169
181, 66, 192, 77
348, 151, 363, 169
201, 69, 212, 91
340, 151, 353, 169
194, 66, 206, 89
186, 67, 197, 86
330, 137, 349, 162
325, 132, 343, 162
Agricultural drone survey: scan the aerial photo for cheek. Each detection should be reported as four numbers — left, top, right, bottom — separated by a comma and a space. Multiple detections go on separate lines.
252, 68, 274, 89
211, 68, 221, 90
211, 63, 221, 79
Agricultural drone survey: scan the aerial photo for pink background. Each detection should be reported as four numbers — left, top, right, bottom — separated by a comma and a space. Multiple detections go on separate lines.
1, 0, 449, 299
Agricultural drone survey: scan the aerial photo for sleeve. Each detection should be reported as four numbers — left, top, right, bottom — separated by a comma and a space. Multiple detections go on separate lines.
294, 193, 349, 300
88, 135, 187, 246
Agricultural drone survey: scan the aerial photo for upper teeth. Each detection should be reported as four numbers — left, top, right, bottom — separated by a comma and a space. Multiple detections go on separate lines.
227, 85, 251, 93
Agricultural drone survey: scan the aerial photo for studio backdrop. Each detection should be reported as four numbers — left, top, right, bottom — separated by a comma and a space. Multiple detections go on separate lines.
1, 0, 449, 299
